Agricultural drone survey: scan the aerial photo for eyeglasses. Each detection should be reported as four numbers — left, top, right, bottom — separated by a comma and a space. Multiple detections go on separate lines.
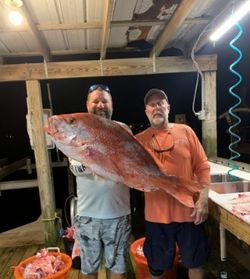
150, 133, 174, 153
88, 84, 111, 94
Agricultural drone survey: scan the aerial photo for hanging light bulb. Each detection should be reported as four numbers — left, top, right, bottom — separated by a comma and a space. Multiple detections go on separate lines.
8, 10, 23, 25
4, 0, 24, 25
210, 0, 250, 41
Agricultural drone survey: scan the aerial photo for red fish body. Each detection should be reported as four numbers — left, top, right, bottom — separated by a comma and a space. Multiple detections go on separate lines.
45, 113, 200, 207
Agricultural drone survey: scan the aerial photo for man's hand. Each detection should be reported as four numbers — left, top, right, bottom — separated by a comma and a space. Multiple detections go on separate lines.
191, 186, 209, 225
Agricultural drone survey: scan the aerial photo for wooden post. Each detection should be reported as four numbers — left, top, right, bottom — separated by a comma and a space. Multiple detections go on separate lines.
26, 80, 59, 246
202, 71, 217, 157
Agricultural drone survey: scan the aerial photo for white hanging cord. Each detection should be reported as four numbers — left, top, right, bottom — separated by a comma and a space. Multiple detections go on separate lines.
190, 0, 235, 120
191, 30, 206, 119
44, 59, 61, 161
100, 58, 104, 76
43, 59, 49, 79
46, 82, 60, 161
152, 52, 156, 73
46, 83, 53, 111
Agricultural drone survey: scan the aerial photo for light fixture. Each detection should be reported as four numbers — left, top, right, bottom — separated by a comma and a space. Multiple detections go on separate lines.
8, 10, 23, 25
5, 0, 24, 25
5, 0, 23, 8
210, 0, 250, 41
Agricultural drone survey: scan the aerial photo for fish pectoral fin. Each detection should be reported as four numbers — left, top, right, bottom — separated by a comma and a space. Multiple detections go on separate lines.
168, 190, 195, 208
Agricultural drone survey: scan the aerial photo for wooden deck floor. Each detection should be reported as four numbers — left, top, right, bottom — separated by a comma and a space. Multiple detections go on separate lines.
1, 213, 250, 279
0, 217, 136, 279
1, 233, 250, 279
0, 243, 136, 279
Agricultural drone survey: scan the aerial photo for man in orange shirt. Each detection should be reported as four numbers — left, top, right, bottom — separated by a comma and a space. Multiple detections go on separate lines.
136, 88, 211, 279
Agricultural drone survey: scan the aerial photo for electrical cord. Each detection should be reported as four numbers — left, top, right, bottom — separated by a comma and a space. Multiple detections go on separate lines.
227, 21, 243, 176
63, 193, 77, 227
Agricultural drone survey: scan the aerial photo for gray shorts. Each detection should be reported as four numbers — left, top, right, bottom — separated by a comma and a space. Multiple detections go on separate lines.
74, 215, 131, 275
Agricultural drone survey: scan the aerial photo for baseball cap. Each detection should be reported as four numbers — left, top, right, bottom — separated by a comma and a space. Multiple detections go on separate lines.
144, 88, 169, 105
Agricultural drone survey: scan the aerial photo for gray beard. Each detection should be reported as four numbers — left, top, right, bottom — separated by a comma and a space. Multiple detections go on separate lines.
93, 109, 112, 119
151, 115, 168, 128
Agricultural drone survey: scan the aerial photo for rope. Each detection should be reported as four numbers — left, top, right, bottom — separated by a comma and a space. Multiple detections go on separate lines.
41, 212, 61, 222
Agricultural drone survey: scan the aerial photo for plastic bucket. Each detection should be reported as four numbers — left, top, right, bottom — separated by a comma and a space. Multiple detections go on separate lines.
130, 237, 180, 279
14, 252, 72, 279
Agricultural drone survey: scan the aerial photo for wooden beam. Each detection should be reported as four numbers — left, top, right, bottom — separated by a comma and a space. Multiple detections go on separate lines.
150, 0, 200, 57
19, 2, 51, 61
0, 54, 217, 82
0, 48, 101, 57
19, 158, 68, 170
0, 17, 210, 32
0, 157, 29, 180
37, 21, 102, 30
0, 219, 44, 248
0, 46, 146, 58
202, 71, 217, 158
0, 46, 145, 58
112, 17, 210, 27
26, 80, 57, 246
100, 0, 115, 59
0, 179, 38, 191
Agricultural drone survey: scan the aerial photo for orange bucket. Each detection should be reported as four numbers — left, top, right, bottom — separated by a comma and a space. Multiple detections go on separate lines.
14, 252, 72, 279
130, 237, 180, 279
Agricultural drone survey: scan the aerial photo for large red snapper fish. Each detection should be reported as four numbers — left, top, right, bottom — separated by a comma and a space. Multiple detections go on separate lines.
45, 113, 200, 207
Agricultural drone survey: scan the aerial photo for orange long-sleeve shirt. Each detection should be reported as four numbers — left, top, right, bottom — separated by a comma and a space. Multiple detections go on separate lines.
135, 124, 210, 224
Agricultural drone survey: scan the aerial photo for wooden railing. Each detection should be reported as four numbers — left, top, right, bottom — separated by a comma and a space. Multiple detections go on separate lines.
0, 156, 69, 192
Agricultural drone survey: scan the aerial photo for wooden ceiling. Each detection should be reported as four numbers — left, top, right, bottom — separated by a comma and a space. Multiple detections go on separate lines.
0, 0, 236, 64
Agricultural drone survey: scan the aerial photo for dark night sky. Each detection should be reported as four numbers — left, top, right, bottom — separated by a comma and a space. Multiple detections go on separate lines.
0, 72, 205, 163
1, 16, 250, 231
